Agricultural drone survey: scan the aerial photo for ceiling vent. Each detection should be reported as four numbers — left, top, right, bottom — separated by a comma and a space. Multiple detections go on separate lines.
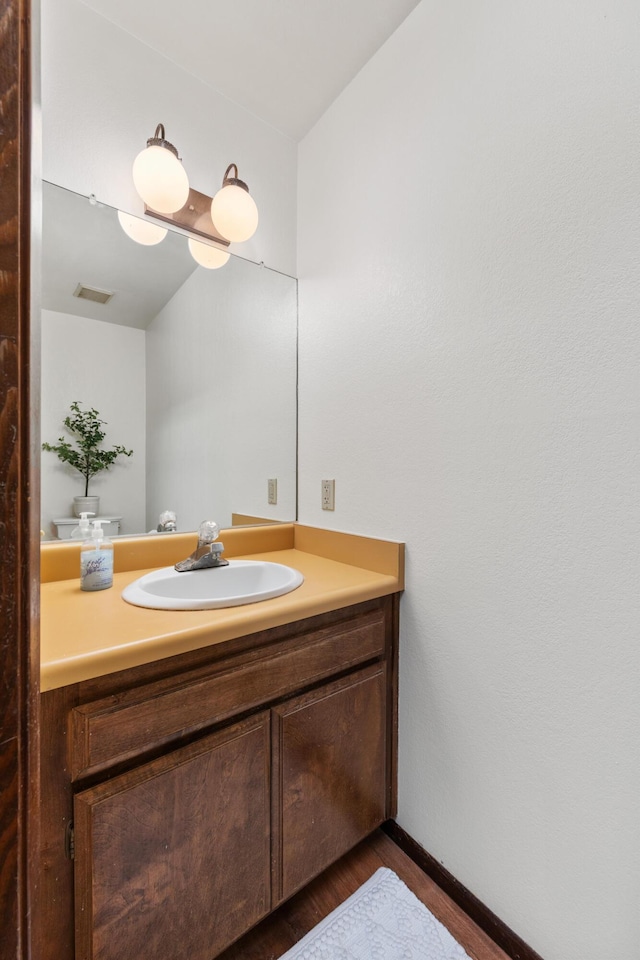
73, 283, 114, 305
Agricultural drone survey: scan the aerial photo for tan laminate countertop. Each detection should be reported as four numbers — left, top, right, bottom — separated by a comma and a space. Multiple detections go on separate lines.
40, 524, 404, 691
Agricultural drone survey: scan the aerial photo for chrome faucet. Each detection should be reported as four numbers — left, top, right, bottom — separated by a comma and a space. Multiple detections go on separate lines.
174, 520, 229, 572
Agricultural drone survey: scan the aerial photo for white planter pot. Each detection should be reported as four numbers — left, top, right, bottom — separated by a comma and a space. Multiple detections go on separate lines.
73, 496, 100, 518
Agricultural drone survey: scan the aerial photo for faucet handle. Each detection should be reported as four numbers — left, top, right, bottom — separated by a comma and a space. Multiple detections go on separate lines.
157, 510, 177, 533
198, 520, 220, 544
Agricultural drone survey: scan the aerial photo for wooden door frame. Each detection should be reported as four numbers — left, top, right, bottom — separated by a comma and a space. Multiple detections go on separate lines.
0, 1, 40, 958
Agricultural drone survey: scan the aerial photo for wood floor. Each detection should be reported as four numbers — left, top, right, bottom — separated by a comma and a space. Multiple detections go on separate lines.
218, 828, 511, 960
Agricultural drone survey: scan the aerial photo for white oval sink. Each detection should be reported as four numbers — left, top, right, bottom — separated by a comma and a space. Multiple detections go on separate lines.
122, 560, 304, 611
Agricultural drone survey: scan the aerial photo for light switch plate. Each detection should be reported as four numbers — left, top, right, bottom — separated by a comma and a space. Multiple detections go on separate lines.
268, 478, 277, 505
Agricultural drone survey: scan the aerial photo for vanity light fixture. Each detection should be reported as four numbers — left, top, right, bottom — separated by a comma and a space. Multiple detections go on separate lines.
210, 164, 259, 243
117, 211, 167, 246
121, 122, 260, 268
187, 237, 231, 270
132, 124, 190, 214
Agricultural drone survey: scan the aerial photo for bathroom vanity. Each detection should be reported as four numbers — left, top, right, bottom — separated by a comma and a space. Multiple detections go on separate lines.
38, 524, 403, 960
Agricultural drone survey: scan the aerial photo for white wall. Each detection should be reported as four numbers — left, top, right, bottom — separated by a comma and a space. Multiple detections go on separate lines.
41, 309, 146, 534
297, 2, 640, 958
146, 256, 297, 532
41, 0, 297, 276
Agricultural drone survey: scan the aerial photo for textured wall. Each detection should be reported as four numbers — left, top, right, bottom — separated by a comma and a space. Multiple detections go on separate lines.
41, 0, 298, 276
297, 2, 640, 957
41, 309, 146, 534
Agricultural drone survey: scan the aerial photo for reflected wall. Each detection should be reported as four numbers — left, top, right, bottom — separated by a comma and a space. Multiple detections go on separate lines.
40, 182, 297, 536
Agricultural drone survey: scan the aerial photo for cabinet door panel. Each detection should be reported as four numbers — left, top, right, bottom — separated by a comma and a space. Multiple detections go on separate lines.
272, 664, 386, 903
74, 714, 270, 960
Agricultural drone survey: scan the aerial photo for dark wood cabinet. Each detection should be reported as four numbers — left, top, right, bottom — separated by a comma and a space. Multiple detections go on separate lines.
273, 664, 387, 903
38, 595, 399, 960
74, 715, 271, 960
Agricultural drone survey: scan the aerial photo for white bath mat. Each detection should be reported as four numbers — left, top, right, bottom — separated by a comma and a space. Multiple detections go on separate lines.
278, 866, 472, 960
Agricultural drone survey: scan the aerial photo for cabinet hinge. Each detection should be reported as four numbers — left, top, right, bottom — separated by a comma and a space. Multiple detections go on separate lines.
65, 821, 75, 860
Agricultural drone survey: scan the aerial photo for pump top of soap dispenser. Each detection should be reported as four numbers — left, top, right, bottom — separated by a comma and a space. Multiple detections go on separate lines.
70, 511, 95, 540
90, 519, 108, 540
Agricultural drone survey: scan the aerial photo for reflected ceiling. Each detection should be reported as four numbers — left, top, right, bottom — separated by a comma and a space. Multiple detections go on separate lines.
42, 183, 198, 329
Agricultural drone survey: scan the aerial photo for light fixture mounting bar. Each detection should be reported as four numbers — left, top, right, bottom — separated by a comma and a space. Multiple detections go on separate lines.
145, 187, 230, 247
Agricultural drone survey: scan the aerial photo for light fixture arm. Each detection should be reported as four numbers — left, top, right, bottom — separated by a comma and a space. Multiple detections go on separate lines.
222, 163, 250, 194
146, 123, 180, 160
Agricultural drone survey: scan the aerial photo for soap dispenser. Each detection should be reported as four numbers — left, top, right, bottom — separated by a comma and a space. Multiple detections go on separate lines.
70, 511, 95, 540
80, 519, 114, 592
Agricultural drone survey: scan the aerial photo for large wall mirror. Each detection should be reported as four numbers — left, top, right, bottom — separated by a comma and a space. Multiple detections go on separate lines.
40, 181, 298, 538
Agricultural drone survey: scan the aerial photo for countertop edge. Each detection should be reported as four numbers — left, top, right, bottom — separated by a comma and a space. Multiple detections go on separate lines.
41, 577, 400, 692
41, 535, 404, 692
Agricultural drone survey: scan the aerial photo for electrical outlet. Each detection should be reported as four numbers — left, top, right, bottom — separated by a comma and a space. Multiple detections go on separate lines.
321, 479, 335, 511
268, 478, 277, 505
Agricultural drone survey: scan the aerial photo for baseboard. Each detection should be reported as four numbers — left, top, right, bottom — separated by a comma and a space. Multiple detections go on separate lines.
382, 821, 544, 960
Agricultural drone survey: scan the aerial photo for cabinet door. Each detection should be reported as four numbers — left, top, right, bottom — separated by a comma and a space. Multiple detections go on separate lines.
272, 663, 387, 903
74, 713, 270, 960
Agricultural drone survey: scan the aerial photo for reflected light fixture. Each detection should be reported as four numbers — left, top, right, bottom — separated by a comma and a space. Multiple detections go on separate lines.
121, 122, 260, 270
117, 210, 167, 246
187, 237, 231, 270
210, 164, 259, 243
132, 124, 190, 214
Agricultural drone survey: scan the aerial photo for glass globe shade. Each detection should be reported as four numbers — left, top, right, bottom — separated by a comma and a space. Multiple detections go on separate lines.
210, 184, 258, 243
188, 237, 231, 269
117, 211, 167, 246
132, 144, 189, 214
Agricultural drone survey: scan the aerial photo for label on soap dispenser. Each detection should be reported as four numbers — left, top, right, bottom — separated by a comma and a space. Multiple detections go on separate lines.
81, 549, 113, 591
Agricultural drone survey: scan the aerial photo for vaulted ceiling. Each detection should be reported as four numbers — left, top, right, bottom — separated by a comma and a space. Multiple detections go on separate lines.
80, 0, 421, 140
